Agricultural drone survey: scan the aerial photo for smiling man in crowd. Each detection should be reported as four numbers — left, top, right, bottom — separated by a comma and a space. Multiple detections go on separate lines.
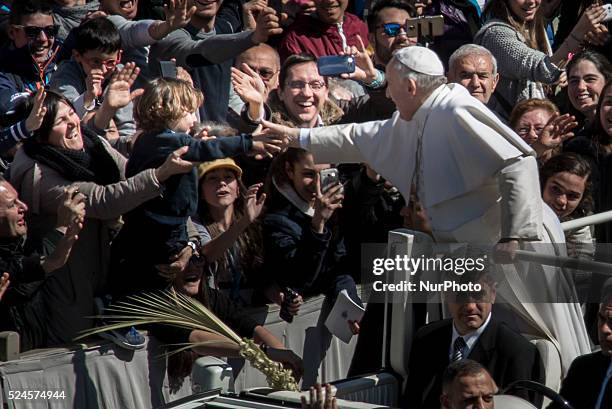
279, 0, 368, 62
447, 44, 499, 107
0, 0, 59, 112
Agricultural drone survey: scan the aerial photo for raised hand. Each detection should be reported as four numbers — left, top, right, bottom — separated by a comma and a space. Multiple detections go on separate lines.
311, 175, 344, 234
57, 185, 86, 231
232, 65, 266, 105
533, 113, 578, 155
252, 7, 283, 44
164, 0, 196, 31
155, 146, 197, 182
243, 183, 266, 222
85, 67, 105, 106
104, 62, 144, 110
570, 4, 607, 44
25, 87, 47, 132
340, 34, 378, 84
243, 0, 268, 30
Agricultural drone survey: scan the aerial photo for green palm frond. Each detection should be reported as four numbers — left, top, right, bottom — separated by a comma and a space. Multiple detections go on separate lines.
77, 290, 242, 344
76, 290, 300, 391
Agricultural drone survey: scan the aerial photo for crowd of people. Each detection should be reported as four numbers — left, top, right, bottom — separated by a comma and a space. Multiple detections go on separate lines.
0, 0, 611, 408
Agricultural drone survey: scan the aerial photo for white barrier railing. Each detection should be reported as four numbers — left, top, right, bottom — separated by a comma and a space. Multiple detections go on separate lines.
561, 210, 612, 232
514, 250, 612, 276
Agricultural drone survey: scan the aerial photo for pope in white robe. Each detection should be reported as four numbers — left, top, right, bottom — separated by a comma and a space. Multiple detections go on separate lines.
263, 46, 591, 375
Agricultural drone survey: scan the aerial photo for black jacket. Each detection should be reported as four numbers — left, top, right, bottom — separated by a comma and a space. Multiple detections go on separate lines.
549, 351, 611, 409
404, 318, 544, 409
0, 231, 63, 350
262, 187, 348, 295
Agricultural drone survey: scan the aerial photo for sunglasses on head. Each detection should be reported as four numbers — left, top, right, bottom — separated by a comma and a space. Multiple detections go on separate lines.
380, 23, 406, 37
15, 25, 59, 39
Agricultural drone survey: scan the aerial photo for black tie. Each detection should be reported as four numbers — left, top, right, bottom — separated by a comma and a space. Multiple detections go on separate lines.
600, 375, 612, 409
452, 337, 467, 362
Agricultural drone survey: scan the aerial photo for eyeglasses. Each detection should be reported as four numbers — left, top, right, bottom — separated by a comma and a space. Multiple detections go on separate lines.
246, 65, 278, 81
14, 25, 59, 39
82, 55, 121, 70
378, 23, 407, 37
517, 125, 545, 136
286, 80, 326, 91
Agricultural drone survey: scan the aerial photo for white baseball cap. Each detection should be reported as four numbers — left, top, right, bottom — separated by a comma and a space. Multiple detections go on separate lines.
394, 46, 444, 76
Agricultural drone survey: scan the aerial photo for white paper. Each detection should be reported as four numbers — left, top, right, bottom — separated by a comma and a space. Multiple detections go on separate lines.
324, 290, 365, 343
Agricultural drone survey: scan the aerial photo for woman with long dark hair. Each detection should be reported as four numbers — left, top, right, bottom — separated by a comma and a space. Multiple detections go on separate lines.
564, 50, 612, 133
7, 88, 192, 345
565, 80, 612, 243
474, 0, 607, 118
193, 156, 264, 305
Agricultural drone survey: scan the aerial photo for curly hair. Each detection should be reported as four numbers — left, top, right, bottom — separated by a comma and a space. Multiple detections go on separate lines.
134, 78, 203, 132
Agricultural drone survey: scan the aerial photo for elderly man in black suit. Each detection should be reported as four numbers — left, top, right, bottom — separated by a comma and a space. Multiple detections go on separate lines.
404, 270, 543, 409
549, 281, 612, 409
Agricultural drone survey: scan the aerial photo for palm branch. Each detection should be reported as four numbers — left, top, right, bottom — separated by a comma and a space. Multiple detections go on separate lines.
77, 290, 299, 391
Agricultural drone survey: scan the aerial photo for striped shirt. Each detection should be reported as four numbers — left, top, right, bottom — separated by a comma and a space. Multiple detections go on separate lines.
0, 121, 30, 154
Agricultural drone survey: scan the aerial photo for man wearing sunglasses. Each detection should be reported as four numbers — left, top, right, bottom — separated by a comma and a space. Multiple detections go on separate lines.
366, 0, 417, 67
0, 0, 59, 112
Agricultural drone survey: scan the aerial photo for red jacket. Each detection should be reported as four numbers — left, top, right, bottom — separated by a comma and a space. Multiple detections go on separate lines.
279, 12, 369, 62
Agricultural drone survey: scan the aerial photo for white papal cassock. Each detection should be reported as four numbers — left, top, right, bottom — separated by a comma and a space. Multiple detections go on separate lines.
300, 83, 591, 374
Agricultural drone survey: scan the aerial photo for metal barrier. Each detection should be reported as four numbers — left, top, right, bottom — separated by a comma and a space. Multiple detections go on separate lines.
561, 210, 612, 232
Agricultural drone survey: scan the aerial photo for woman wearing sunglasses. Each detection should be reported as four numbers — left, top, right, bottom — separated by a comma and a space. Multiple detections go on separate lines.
474, 0, 608, 119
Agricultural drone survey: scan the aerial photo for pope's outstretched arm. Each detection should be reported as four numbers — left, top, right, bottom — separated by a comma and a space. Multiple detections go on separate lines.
261, 119, 388, 164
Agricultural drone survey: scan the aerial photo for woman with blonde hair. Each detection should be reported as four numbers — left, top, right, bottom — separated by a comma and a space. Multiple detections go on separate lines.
110, 78, 279, 299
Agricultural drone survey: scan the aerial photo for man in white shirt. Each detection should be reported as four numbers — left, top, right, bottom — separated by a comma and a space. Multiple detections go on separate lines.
262, 45, 591, 373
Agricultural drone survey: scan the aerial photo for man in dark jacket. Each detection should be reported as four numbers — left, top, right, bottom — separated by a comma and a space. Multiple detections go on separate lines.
0, 177, 84, 350
405, 270, 543, 409
549, 280, 612, 409
0, 0, 60, 112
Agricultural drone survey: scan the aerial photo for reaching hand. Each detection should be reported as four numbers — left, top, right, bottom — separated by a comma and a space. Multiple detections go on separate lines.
243, 0, 268, 30
260, 119, 298, 149
243, 183, 266, 222
279, 0, 315, 26
493, 239, 519, 264
0, 272, 10, 301
251, 7, 282, 44
251, 124, 285, 159
301, 384, 338, 409
164, 0, 196, 31
232, 65, 266, 106
103, 62, 144, 110
25, 87, 47, 132
156, 146, 197, 182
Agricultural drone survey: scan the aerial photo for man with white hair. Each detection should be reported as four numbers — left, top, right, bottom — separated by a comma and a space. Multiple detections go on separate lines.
447, 44, 499, 105
262, 45, 591, 372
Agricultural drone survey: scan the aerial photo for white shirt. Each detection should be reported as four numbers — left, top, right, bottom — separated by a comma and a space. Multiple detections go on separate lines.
449, 312, 492, 361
